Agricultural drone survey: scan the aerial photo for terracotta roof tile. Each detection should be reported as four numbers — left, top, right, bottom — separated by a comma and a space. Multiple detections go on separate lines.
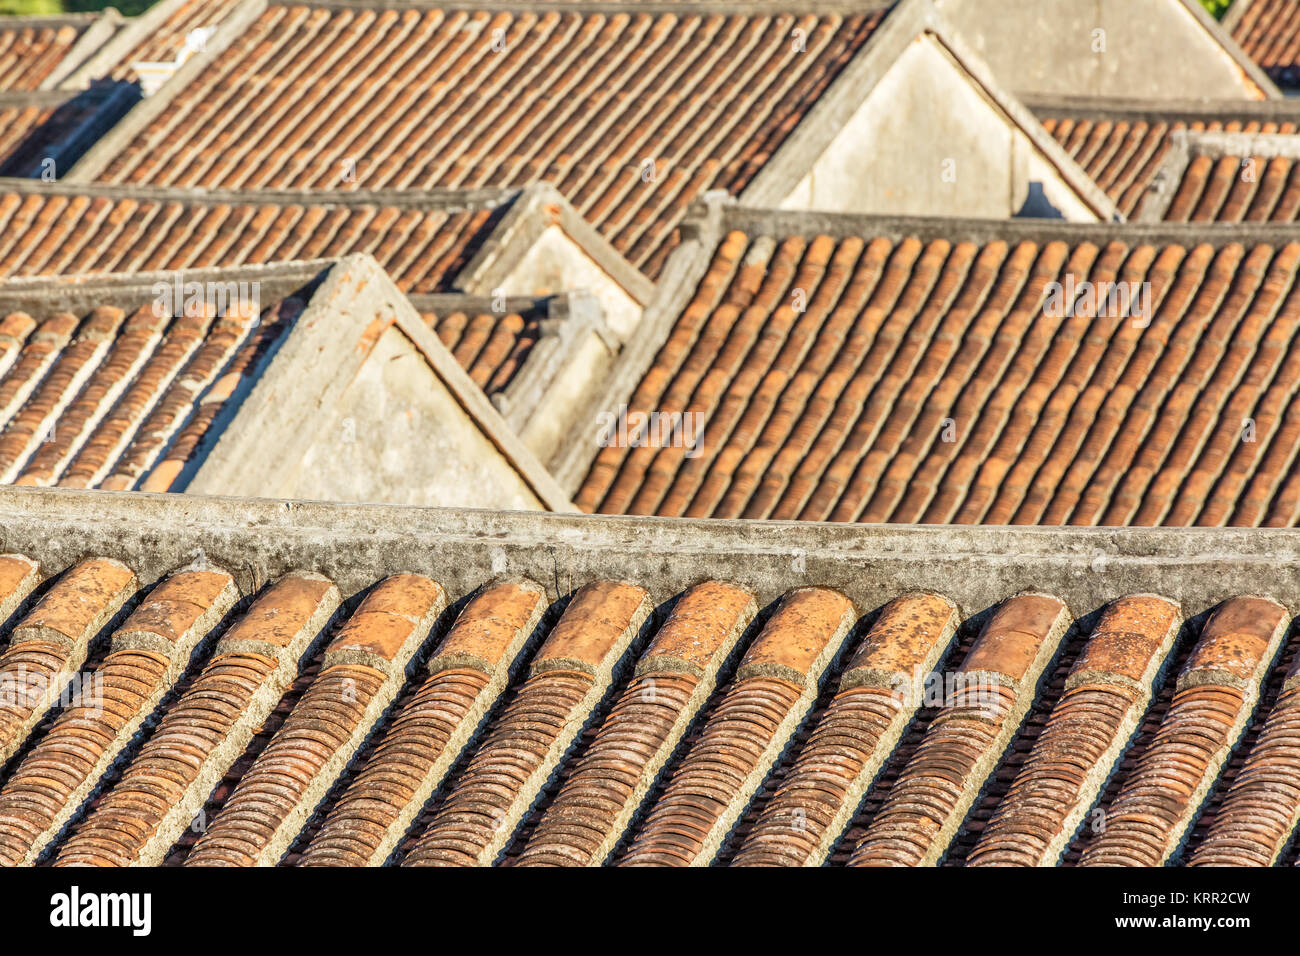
1080, 596, 1289, 866
617, 587, 856, 866
2, 490, 1300, 866
52, 571, 340, 866
423, 306, 541, 397
967, 595, 1182, 866
846, 593, 1070, 866
0, 295, 301, 492
579, 223, 1300, 528
300, 578, 547, 867
400, 580, 650, 865
0, 557, 136, 767
91, 5, 887, 276
732, 592, 958, 867
0, 22, 86, 92
1232, 0, 1300, 89
517, 581, 757, 866
1042, 114, 1300, 220
0, 188, 499, 293
184, 574, 445, 866
0, 565, 237, 865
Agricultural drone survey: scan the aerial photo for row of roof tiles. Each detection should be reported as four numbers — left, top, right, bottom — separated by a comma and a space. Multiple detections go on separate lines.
0, 539, 1296, 866
576, 214, 1300, 528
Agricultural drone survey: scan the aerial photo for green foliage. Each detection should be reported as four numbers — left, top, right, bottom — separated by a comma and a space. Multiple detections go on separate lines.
0, 0, 159, 15
0, 0, 65, 14
64, 0, 159, 17
1201, 0, 1233, 19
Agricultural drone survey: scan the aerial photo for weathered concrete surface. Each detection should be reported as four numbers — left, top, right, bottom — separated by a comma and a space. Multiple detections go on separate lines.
3, 485, 1300, 628
186, 254, 576, 513
778, 34, 1095, 220
935, 0, 1277, 100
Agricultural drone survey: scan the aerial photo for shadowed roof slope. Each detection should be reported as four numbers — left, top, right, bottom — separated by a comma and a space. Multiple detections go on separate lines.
74, 2, 889, 276
576, 207, 1300, 528
0, 487, 1298, 866
1230, 0, 1300, 89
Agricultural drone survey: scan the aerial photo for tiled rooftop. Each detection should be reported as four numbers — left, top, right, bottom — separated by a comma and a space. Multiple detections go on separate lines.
422, 300, 545, 397
0, 182, 507, 292
0, 486, 1297, 866
576, 210, 1300, 528
84, 3, 889, 276
1230, 0, 1300, 89
1039, 105, 1300, 220
0, 274, 308, 492
0, 17, 93, 92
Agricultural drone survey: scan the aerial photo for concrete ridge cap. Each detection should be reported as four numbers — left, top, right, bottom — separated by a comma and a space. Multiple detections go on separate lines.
1024, 93, 1300, 124
0, 258, 339, 296
295, 0, 898, 15
8, 484, 1300, 557
0, 175, 522, 209
1181, 127, 1300, 159
406, 292, 555, 314
0, 13, 103, 28
0, 90, 77, 107
720, 204, 1300, 248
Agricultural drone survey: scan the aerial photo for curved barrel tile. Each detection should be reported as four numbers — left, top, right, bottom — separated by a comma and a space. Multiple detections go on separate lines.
1081, 596, 1289, 867
733, 592, 959, 867
186, 574, 446, 866
301, 578, 548, 867
402, 581, 652, 867
0, 554, 39, 625
0, 565, 238, 866
517, 581, 758, 867
53, 571, 339, 867
619, 587, 858, 867
1191, 642, 1300, 866
849, 593, 1072, 867
968, 595, 1182, 867
0, 558, 136, 767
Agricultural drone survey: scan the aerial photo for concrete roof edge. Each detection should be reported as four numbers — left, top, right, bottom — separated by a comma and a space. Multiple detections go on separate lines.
3, 484, 1300, 614
1023, 92, 1300, 124
1183, 128, 1300, 159
0, 258, 338, 315
0, 175, 521, 210
720, 203, 1300, 248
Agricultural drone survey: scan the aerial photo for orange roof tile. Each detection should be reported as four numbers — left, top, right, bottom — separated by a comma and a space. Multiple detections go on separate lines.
87, 4, 889, 277
578, 216, 1300, 528
0, 487, 1296, 867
